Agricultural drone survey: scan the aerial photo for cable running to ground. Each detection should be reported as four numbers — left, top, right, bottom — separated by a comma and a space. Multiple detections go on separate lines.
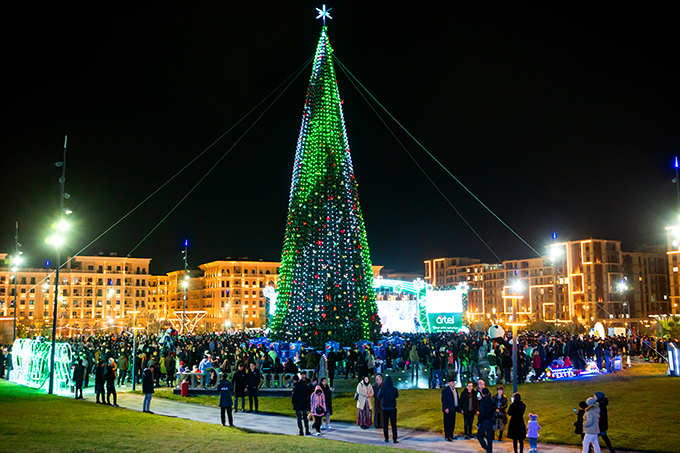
22, 56, 313, 293
335, 56, 652, 345
126, 57, 313, 256
335, 60, 503, 264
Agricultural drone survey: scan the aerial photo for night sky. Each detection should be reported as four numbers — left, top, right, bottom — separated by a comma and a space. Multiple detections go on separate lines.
4, 3, 679, 274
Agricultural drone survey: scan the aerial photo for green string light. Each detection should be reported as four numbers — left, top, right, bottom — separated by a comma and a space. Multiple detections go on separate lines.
271, 26, 380, 347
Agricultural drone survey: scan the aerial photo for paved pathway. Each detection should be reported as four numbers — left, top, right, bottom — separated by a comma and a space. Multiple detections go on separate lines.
73, 391, 583, 453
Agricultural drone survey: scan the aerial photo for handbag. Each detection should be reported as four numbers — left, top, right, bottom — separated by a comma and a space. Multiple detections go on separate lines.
315, 405, 324, 415
354, 391, 359, 401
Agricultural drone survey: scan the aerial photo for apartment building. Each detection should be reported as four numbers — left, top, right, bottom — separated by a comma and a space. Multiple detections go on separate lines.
0, 253, 151, 336
424, 238, 668, 327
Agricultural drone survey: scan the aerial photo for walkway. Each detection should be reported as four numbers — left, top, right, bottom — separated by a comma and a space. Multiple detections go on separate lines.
77, 391, 583, 453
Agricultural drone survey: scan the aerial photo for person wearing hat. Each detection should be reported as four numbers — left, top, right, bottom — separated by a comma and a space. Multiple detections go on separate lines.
594, 391, 615, 453
217, 375, 234, 427
582, 397, 601, 453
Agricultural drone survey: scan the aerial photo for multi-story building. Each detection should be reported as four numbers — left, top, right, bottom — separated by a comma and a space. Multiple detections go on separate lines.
665, 225, 680, 316
0, 253, 151, 337
623, 247, 670, 320
424, 238, 668, 328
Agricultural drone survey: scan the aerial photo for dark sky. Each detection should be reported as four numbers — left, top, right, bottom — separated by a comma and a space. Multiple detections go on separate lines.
4, 3, 680, 274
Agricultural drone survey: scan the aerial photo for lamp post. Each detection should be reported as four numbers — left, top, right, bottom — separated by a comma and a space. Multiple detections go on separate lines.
181, 240, 189, 334
128, 310, 140, 391
507, 279, 526, 395
11, 224, 22, 342
47, 136, 69, 395
549, 236, 564, 333
618, 279, 631, 339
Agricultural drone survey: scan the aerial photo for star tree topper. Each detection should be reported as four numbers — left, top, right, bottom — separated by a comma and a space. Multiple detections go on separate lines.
316, 4, 332, 25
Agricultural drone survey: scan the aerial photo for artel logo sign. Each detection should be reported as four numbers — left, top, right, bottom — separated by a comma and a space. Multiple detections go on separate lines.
435, 315, 456, 325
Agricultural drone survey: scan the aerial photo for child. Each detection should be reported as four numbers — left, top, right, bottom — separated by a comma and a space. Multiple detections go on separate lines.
573, 401, 587, 441
527, 413, 541, 453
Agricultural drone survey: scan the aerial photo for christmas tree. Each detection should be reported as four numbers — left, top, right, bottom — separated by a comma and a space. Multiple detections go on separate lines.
271, 25, 381, 347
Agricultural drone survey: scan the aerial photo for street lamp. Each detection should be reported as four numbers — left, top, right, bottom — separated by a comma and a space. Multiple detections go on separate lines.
128, 311, 141, 391
549, 238, 565, 329
11, 251, 22, 343
618, 279, 631, 338
45, 135, 71, 396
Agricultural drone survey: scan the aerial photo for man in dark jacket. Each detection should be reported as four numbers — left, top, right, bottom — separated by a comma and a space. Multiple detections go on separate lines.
94, 361, 105, 404
142, 364, 155, 413
291, 375, 311, 436
232, 363, 247, 412
218, 377, 234, 427
105, 360, 118, 407
459, 381, 478, 439
377, 375, 399, 443
73, 359, 85, 399
476, 388, 495, 453
594, 391, 615, 453
246, 362, 262, 413
441, 376, 460, 441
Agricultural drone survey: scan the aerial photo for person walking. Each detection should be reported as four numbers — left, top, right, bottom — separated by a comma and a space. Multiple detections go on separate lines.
117, 353, 129, 387
441, 376, 459, 441
377, 375, 399, 443
320, 377, 333, 430
310, 385, 327, 436
246, 362, 261, 413
165, 352, 176, 388
582, 398, 601, 453
373, 374, 384, 429
72, 359, 85, 399
355, 375, 374, 429
573, 401, 587, 442
232, 363, 247, 412
105, 359, 118, 407
493, 385, 508, 441
94, 360, 105, 404
507, 393, 526, 453
218, 376, 234, 427
291, 375, 311, 436
459, 381, 478, 439
476, 388, 495, 453
527, 413, 542, 453
594, 391, 615, 453
142, 363, 155, 414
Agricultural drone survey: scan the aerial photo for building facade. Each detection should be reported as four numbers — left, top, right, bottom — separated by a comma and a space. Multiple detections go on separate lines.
424, 238, 671, 329
0, 253, 151, 337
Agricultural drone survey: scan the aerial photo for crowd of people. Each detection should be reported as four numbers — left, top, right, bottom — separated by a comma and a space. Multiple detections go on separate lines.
0, 327, 670, 450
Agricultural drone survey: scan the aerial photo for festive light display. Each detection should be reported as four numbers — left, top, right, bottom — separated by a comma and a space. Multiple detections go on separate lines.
271, 26, 381, 347
11, 338, 73, 392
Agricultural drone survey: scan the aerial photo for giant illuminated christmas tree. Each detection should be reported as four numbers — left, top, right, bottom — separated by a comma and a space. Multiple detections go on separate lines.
271, 24, 381, 347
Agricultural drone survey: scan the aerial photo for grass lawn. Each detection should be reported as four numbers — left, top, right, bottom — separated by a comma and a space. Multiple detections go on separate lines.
144, 363, 677, 452
0, 380, 398, 453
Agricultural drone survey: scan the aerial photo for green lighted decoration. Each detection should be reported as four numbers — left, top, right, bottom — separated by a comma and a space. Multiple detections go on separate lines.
11, 338, 73, 392
271, 25, 381, 347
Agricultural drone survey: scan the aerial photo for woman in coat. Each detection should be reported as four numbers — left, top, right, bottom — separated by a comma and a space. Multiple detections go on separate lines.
320, 377, 333, 429
310, 385, 326, 435
506, 392, 526, 453
356, 375, 374, 429
493, 385, 509, 441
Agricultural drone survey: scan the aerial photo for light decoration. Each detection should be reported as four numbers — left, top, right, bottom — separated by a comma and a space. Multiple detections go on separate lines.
271, 25, 381, 347
10, 338, 73, 392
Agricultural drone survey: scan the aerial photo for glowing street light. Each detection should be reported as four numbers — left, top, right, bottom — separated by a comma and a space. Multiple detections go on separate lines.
47, 135, 69, 396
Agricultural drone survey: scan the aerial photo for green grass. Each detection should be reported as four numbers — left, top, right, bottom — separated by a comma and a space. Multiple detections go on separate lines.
0, 381, 398, 453
145, 364, 678, 452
